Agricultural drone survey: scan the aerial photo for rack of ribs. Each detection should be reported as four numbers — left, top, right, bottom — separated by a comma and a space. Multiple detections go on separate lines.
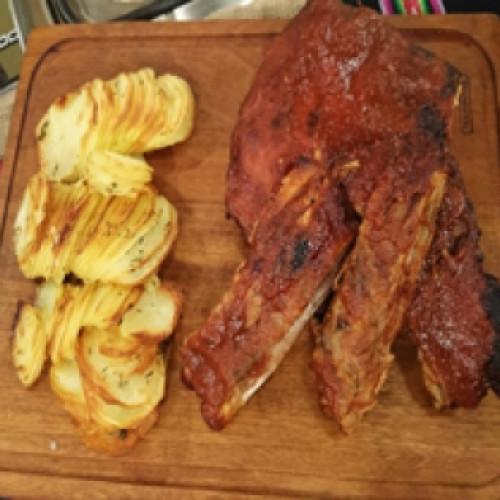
183, 0, 500, 431
182, 165, 358, 429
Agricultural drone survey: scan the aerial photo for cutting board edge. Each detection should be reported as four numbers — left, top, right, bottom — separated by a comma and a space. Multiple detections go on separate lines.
2, 466, 500, 498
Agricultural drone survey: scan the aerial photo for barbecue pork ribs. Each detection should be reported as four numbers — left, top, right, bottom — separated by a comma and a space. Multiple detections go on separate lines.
312, 135, 448, 433
183, 0, 500, 431
405, 158, 500, 409
182, 165, 358, 429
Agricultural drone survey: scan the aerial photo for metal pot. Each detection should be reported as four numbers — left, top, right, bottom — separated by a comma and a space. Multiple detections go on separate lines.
48, 0, 255, 23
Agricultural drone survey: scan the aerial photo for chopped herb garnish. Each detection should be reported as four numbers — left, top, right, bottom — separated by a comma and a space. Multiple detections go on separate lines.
37, 120, 50, 141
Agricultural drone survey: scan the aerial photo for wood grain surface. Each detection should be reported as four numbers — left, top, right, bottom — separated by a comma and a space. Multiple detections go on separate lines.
1, 14, 500, 498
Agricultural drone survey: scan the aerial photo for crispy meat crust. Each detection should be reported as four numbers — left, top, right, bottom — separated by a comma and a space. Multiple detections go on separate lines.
182, 165, 358, 429
226, 0, 459, 236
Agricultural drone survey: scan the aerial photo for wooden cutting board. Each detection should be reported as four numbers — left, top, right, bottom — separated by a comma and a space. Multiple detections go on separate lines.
1, 14, 500, 498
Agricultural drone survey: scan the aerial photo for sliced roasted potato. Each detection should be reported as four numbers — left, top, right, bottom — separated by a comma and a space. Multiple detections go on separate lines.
27, 280, 133, 365
15, 178, 92, 282
121, 278, 182, 343
99, 196, 178, 284
49, 286, 83, 364
77, 329, 165, 408
34, 280, 64, 345
37, 68, 194, 186
75, 407, 158, 456
80, 326, 157, 376
12, 303, 48, 387
106, 69, 157, 153
75, 189, 159, 282
15, 66, 191, 455
83, 151, 152, 197
70, 189, 156, 282
97, 329, 145, 358
82, 367, 164, 430
38, 85, 97, 182
82, 283, 141, 329
95, 68, 194, 154
17, 277, 180, 366
50, 359, 89, 423
51, 358, 159, 455
45, 282, 140, 363
15, 178, 177, 285
13, 173, 48, 262
152, 74, 195, 149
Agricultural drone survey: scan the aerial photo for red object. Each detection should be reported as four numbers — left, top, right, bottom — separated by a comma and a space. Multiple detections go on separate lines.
403, 0, 425, 14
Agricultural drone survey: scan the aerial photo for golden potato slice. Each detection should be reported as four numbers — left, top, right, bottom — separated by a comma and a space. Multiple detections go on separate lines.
121, 278, 182, 343
13, 173, 48, 262
34, 280, 64, 346
50, 359, 89, 423
99, 70, 195, 154
122, 221, 178, 285
35, 282, 77, 364
37, 85, 97, 182
151, 74, 195, 150
83, 283, 142, 329
49, 286, 89, 364
74, 189, 159, 282
87, 77, 117, 152
16, 179, 92, 282
83, 151, 152, 197
103, 196, 178, 284
48, 287, 77, 363
75, 407, 158, 456
81, 361, 164, 429
126, 72, 167, 153
35, 279, 139, 330
100, 343, 158, 374
54, 193, 111, 281
20, 277, 179, 368
93, 70, 142, 152
51, 359, 159, 454
42, 282, 141, 363
12, 303, 48, 387
97, 329, 144, 358
70, 191, 155, 282
77, 328, 165, 408
80, 326, 157, 376
110, 70, 158, 153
